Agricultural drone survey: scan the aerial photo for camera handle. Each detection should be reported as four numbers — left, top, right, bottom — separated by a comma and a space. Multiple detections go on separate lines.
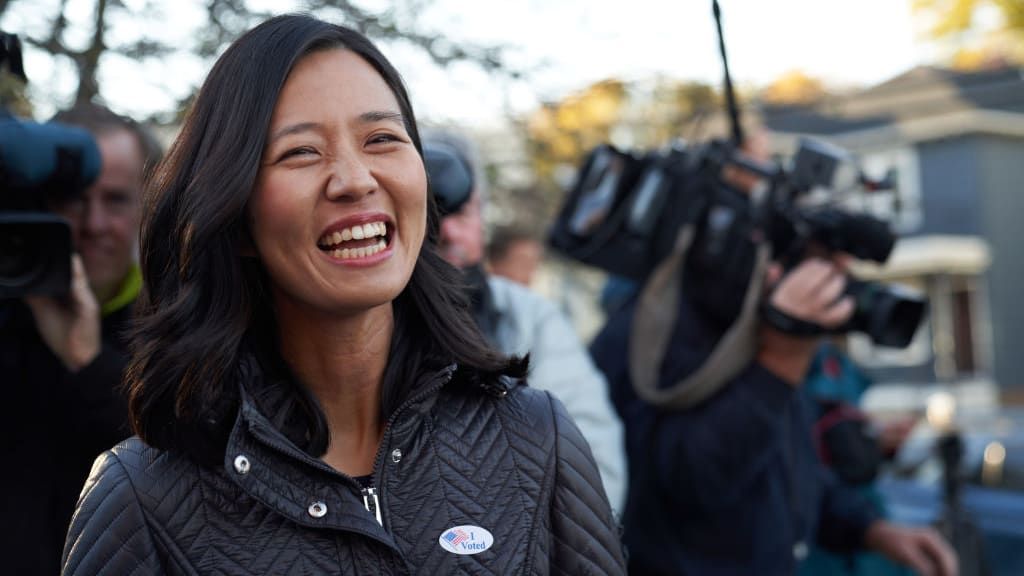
761, 302, 832, 337
629, 223, 771, 409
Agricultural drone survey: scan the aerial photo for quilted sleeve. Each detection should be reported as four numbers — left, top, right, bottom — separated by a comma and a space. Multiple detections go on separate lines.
547, 392, 627, 575
62, 451, 164, 575
524, 293, 627, 513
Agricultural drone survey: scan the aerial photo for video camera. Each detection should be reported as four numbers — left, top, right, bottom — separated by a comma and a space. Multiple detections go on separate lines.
550, 137, 927, 348
548, 0, 926, 351
0, 32, 101, 298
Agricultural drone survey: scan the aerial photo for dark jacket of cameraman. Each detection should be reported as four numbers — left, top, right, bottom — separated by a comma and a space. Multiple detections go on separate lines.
0, 299, 132, 576
590, 293, 880, 576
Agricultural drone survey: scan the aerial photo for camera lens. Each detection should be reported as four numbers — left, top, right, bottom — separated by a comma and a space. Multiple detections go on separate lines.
0, 228, 45, 289
847, 279, 927, 348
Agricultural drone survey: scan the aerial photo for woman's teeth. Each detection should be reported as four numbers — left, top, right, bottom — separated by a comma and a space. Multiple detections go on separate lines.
320, 222, 387, 246
318, 222, 390, 260
329, 238, 387, 260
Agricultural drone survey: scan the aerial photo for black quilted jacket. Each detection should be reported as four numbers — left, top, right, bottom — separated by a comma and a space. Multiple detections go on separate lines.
61, 362, 626, 575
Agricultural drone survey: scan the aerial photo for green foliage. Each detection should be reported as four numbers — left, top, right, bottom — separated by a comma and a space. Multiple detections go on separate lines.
914, 0, 1024, 67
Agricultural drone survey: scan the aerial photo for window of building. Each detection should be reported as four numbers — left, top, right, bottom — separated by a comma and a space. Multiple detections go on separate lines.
847, 273, 990, 379
845, 147, 923, 234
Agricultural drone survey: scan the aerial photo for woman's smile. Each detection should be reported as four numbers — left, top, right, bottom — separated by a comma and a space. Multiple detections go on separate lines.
317, 213, 395, 265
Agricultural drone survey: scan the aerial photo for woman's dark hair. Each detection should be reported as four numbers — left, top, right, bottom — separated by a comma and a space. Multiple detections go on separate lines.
127, 14, 524, 462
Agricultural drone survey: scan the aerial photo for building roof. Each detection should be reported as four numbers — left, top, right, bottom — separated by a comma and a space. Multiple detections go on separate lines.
763, 66, 1024, 139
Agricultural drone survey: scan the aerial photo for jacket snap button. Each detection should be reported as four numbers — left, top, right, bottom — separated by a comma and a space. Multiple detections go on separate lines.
233, 455, 251, 475
308, 501, 328, 518
391, 448, 402, 463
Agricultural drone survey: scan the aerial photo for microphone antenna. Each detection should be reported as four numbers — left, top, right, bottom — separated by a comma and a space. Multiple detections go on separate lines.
712, 0, 743, 147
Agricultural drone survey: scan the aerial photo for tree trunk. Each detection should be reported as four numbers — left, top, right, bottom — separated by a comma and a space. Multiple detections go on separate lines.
74, 0, 107, 106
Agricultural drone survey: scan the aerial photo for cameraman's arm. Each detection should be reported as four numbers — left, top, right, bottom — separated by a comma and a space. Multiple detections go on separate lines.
28, 253, 128, 439
819, 463, 957, 575
669, 258, 855, 507
757, 258, 854, 385
816, 465, 882, 553
23, 255, 101, 371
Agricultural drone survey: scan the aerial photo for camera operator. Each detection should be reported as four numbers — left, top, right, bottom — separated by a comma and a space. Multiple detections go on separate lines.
424, 130, 627, 513
801, 340, 921, 576
0, 102, 160, 575
589, 131, 957, 576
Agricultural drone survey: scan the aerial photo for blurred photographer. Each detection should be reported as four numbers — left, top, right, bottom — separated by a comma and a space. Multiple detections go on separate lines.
801, 340, 921, 576
589, 130, 957, 576
0, 42, 161, 570
424, 130, 627, 513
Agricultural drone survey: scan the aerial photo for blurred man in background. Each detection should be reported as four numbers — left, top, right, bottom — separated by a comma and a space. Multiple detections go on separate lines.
425, 130, 627, 512
0, 102, 160, 575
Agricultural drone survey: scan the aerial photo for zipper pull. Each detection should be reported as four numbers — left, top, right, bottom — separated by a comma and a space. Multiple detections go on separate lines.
362, 486, 383, 526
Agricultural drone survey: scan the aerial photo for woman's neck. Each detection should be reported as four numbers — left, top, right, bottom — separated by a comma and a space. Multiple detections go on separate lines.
275, 299, 393, 477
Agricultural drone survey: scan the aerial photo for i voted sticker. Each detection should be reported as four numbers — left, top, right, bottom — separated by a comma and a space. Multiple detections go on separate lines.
438, 525, 493, 555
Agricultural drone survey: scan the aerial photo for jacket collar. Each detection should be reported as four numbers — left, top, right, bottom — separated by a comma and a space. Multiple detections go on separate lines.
221, 356, 462, 547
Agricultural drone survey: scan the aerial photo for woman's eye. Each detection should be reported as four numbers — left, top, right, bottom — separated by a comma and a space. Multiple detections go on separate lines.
281, 147, 316, 160
369, 133, 402, 145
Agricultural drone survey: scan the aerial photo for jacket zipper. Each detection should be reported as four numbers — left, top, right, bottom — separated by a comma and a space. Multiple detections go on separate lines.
362, 486, 383, 526
361, 364, 459, 529
243, 365, 461, 531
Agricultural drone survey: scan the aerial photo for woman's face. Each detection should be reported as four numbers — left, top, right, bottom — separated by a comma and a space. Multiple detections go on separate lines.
249, 49, 427, 316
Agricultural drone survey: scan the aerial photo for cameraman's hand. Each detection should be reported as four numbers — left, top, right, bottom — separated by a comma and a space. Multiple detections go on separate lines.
24, 254, 101, 372
757, 258, 854, 386
865, 520, 958, 576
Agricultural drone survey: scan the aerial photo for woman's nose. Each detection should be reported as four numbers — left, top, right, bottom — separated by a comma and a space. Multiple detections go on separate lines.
325, 153, 378, 201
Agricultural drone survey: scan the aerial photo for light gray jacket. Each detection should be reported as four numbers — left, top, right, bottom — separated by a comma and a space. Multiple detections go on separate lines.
486, 276, 627, 512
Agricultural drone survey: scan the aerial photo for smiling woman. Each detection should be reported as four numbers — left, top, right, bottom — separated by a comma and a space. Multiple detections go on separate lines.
249, 49, 427, 320
59, 13, 625, 576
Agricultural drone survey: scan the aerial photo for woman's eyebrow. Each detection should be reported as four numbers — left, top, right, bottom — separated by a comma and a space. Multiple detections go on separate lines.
268, 112, 405, 144
359, 110, 405, 126
268, 121, 320, 145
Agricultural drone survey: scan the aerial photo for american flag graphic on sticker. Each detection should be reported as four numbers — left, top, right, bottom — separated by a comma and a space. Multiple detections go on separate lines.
439, 525, 494, 555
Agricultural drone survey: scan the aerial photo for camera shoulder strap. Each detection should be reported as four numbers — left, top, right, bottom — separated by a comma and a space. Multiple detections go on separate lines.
629, 224, 770, 409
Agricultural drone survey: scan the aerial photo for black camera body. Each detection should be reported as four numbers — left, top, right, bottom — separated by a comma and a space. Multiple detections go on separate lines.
0, 114, 100, 298
550, 137, 927, 348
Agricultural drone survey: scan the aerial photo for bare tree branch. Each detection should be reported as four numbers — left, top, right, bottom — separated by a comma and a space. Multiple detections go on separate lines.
75, 0, 108, 104
12, 0, 527, 117
305, 0, 517, 76
195, 0, 521, 78
115, 38, 174, 60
